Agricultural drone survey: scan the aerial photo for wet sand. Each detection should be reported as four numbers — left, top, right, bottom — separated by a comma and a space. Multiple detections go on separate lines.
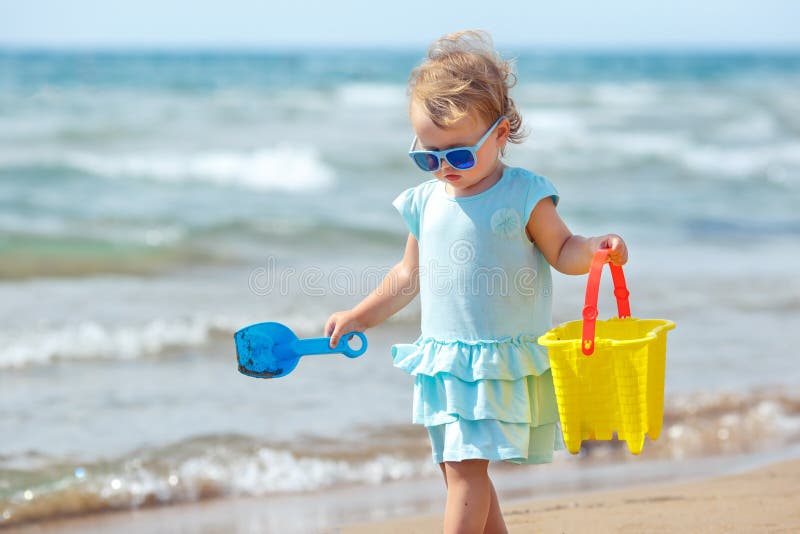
344, 457, 800, 533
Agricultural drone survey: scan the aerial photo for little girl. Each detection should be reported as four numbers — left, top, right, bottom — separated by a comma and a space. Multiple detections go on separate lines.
325, 30, 627, 533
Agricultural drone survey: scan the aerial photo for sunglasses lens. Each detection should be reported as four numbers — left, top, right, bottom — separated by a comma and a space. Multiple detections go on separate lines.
446, 150, 475, 170
413, 153, 440, 172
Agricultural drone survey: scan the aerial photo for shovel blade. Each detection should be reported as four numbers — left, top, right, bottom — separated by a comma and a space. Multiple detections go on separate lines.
234, 322, 299, 378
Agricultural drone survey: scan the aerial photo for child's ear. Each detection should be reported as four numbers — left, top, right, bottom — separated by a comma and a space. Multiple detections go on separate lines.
497, 119, 511, 156
498, 118, 511, 143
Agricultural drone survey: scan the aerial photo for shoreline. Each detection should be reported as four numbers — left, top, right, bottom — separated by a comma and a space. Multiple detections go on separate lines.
5, 447, 800, 533
343, 454, 800, 533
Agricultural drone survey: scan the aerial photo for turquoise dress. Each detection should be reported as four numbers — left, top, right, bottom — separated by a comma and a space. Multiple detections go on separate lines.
391, 166, 566, 464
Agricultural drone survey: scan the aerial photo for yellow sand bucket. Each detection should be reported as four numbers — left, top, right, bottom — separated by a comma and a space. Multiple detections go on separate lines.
538, 249, 675, 455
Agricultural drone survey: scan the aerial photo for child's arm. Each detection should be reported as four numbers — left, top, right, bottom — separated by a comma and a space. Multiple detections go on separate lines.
325, 233, 420, 347
526, 197, 628, 275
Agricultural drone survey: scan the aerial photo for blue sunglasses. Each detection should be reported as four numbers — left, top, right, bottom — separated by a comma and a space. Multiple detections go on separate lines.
408, 116, 504, 173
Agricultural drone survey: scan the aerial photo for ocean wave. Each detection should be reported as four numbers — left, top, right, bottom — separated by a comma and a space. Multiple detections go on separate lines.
0, 312, 333, 369
0, 316, 239, 369
0, 432, 437, 527
680, 142, 800, 182
1, 386, 799, 527
0, 145, 336, 192
336, 83, 406, 109
520, 111, 800, 184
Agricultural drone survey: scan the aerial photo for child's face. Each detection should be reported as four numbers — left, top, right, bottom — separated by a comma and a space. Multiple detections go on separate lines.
409, 100, 509, 194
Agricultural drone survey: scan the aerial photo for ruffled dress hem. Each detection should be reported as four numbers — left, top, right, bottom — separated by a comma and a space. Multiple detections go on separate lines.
392, 335, 565, 465
426, 418, 566, 465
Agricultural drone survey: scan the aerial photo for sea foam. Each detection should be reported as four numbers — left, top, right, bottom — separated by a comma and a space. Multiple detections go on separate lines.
0, 145, 336, 192
0, 316, 233, 368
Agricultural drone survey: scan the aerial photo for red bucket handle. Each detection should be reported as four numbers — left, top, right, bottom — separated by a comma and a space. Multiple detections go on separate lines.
581, 248, 631, 356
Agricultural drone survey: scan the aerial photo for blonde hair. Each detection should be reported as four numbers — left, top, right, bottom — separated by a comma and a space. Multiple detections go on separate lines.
408, 30, 526, 149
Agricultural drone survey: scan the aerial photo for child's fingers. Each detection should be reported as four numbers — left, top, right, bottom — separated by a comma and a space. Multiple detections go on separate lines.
329, 332, 341, 348
329, 324, 341, 348
598, 235, 627, 265
608, 237, 628, 265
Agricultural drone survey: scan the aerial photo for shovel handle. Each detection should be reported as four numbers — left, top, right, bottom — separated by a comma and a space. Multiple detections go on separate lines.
581, 248, 631, 356
292, 331, 368, 358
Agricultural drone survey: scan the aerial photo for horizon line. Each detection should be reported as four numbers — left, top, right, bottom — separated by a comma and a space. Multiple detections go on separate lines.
1, 41, 800, 54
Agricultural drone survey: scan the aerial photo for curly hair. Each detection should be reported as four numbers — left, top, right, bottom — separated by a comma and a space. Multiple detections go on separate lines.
408, 30, 526, 150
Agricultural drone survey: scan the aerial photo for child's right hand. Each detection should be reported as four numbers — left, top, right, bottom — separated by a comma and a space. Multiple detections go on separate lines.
324, 310, 366, 349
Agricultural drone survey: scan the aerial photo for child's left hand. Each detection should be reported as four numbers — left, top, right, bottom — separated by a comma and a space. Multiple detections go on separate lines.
597, 234, 628, 266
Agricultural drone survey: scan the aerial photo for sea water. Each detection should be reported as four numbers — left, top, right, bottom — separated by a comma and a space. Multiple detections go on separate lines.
1, 49, 799, 528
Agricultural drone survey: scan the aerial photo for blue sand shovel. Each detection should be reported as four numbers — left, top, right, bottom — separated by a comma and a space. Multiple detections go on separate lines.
234, 322, 367, 378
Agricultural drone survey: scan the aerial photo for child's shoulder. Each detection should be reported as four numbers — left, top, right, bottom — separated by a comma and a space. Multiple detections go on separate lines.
400, 178, 439, 196
393, 178, 439, 209
503, 166, 560, 209
391, 179, 439, 237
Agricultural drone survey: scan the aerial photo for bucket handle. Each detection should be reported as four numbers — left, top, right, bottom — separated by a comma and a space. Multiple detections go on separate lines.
581, 248, 631, 355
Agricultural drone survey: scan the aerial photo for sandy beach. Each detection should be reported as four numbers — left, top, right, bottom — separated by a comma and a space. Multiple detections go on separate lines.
344, 457, 800, 533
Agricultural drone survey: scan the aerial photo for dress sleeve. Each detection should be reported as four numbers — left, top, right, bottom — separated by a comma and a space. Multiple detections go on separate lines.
392, 187, 420, 241
523, 172, 560, 224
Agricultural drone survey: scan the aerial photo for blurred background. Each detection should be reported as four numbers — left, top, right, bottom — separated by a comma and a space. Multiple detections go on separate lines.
1, 1, 799, 532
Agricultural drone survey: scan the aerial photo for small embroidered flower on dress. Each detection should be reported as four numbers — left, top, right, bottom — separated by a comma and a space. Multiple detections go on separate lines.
490, 208, 522, 238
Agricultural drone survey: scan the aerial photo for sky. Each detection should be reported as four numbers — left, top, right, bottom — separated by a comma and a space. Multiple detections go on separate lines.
1, 0, 798, 49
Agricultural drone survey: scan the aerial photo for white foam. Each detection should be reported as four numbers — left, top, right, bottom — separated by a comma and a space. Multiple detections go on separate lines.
589, 82, 661, 107
0, 445, 439, 527
0, 145, 336, 192
0, 305, 331, 369
0, 315, 240, 369
681, 142, 800, 181
517, 112, 800, 184
517, 81, 659, 107
165, 447, 435, 496
714, 113, 778, 143
220, 448, 435, 494
523, 107, 588, 148
336, 83, 406, 109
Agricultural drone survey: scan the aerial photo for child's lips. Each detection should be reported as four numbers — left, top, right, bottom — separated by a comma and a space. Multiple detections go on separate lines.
444, 174, 461, 181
